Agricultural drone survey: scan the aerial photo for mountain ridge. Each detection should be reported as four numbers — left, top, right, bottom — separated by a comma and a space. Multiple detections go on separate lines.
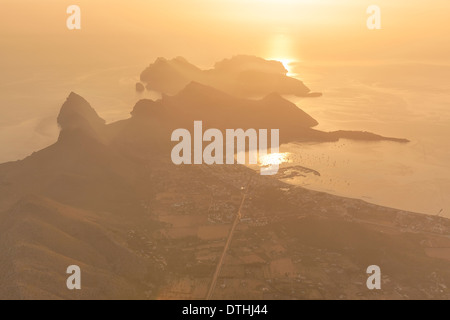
138, 55, 320, 97
0, 87, 429, 300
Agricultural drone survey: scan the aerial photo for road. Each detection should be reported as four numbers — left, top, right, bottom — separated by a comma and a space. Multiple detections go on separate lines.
205, 177, 252, 300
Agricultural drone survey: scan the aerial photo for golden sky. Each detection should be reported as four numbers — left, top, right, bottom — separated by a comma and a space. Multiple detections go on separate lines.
0, 0, 449, 68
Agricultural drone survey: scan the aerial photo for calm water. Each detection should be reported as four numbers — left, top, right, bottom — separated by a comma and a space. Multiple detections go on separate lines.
0, 62, 157, 163
0, 60, 449, 216
275, 63, 450, 216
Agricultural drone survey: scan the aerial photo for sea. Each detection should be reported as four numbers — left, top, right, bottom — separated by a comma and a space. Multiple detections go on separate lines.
0, 59, 449, 217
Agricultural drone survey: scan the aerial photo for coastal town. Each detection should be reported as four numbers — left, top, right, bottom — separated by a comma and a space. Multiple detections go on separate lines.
123, 160, 450, 300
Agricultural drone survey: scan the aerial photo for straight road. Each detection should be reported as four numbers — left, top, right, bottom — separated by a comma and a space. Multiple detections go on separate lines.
206, 177, 252, 300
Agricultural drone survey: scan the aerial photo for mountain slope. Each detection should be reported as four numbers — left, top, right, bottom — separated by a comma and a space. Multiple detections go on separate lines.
0, 92, 436, 300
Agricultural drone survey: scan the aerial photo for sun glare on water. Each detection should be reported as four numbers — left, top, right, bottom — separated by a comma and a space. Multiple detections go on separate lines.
279, 58, 296, 76
259, 152, 292, 167
267, 57, 297, 77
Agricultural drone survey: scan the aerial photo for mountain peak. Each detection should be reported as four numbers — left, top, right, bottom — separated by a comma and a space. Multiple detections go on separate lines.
262, 92, 284, 102
167, 82, 232, 105
178, 81, 227, 97
57, 93, 106, 142
131, 99, 162, 118
57, 92, 105, 130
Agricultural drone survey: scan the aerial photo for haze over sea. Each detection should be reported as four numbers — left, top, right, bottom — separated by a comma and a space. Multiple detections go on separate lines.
1, 0, 449, 216
1, 57, 449, 217
280, 62, 450, 217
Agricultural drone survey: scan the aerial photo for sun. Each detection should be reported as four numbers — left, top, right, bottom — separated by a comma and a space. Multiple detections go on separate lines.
266, 34, 298, 77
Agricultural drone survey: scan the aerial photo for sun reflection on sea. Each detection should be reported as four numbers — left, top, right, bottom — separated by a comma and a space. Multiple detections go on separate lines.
259, 152, 292, 167
273, 58, 296, 77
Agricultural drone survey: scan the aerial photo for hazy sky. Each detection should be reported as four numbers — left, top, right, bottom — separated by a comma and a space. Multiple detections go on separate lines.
1, 0, 449, 69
